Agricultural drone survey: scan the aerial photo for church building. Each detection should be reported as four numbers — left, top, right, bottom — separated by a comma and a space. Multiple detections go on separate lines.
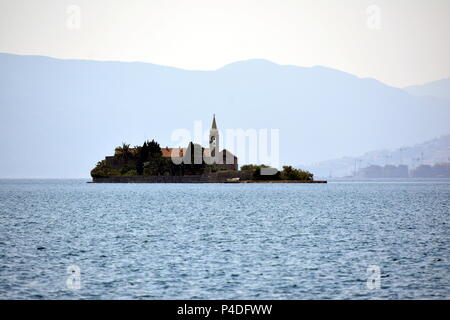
160, 115, 238, 171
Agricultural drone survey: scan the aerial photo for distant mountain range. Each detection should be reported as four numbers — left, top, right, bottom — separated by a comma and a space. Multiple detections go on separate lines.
302, 135, 450, 178
404, 78, 450, 100
0, 53, 449, 178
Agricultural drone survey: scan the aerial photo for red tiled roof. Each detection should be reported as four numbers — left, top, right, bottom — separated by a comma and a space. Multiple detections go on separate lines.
161, 148, 185, 158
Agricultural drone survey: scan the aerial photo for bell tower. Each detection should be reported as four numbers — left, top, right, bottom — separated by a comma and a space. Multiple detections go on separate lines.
209, 114, 219, 159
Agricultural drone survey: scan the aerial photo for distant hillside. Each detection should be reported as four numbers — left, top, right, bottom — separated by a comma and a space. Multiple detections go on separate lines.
0, 53, 449, 178
302, 135, 450, 178
404, 78, 450, 100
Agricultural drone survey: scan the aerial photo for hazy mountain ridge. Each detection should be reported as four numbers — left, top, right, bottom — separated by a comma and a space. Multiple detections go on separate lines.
404, 77, 450, 100
0, 53, 449, 178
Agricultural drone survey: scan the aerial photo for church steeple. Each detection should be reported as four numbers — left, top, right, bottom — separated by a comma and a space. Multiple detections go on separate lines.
212, 113, 217, 129
209, 114, 219, 159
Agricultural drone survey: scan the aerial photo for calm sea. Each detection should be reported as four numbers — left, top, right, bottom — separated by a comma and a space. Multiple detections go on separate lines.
0, 179, 448, 299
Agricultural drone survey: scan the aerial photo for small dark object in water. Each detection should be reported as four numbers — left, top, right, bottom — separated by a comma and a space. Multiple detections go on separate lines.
37, 247, 45, 250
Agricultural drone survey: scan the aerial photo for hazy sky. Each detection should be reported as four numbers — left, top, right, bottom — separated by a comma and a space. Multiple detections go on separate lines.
0, 0, 449, 87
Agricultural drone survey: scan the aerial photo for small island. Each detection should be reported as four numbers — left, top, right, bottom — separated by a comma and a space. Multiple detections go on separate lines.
90, 116, 325, 184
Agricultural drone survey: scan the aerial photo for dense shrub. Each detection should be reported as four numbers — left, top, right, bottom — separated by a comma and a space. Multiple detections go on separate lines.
241, 164, 314, 181
123, 169, 137, 176
120, 165, 136, 175
90, 161, 120, 178
281, 166, 313, 181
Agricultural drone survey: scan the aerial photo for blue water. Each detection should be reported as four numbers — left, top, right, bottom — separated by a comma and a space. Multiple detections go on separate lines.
0, 179, 448, 299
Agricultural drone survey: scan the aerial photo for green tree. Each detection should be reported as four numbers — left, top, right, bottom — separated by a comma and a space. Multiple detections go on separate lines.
147, 140, 163, 175
281, 166, 313, 181
116, 142, 132, 164
136, 141, 149, 175
147, 139, 162, 158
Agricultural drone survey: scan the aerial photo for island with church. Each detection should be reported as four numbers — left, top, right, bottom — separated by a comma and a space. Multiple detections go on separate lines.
90, 115, 325, 183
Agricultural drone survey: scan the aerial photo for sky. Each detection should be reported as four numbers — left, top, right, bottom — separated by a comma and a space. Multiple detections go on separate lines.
0, 0, 449, 87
